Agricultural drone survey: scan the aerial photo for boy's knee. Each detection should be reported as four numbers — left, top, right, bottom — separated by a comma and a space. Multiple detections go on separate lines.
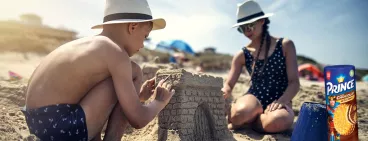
131, 61, 142, 73
131, 61, 143, 80
99, 77, 114, 89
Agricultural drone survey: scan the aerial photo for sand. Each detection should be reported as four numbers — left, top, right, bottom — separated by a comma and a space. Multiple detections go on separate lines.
0, 52, 367, 141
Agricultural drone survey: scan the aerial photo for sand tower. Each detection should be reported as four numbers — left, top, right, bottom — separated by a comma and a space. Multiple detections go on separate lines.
155, 69, 233, 141
141, 63, 178, 82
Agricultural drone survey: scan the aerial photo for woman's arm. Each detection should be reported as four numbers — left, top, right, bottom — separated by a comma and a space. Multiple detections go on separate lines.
222, 51, 246, 98
278, 39, 300, 104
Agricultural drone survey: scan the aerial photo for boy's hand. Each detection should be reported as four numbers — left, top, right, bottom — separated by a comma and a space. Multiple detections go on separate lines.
139, 77, 155, 102
154, 79, 175, 105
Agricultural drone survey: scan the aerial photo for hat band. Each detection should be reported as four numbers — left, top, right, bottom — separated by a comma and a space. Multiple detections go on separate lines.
237, 12, 265, 23
103, 13, 153, 22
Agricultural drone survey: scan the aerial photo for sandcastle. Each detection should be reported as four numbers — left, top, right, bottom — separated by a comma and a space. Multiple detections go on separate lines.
154, 69, 233, 141
141, 63, 178, 82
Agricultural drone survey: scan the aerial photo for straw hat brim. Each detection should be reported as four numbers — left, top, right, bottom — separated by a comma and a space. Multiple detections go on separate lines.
91, 18, 166, 30
232, 13, 274, 28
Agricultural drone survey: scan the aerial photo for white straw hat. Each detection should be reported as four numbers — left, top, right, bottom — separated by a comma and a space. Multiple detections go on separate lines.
232, 0, 273, 28
91, 0, 166, 30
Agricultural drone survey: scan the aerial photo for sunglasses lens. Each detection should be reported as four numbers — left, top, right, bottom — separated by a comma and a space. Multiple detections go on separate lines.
238, 21, 256, 33
248, 23, 255, 30
245, 27, 251, 32
245, 23, 255, 32
237, 27, 243, 33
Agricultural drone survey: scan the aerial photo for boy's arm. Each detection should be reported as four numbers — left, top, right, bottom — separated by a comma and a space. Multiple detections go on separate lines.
99, 40, 166, 129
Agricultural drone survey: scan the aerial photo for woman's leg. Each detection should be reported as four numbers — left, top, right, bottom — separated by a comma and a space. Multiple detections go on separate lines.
253, 103, 294, 133
228, 94, 263, 129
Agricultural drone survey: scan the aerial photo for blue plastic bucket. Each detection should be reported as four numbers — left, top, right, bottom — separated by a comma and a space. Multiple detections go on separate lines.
291, 102, 328, 141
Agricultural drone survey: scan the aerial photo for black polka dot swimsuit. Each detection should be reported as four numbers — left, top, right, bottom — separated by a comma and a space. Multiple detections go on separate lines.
242, 38, 288, 110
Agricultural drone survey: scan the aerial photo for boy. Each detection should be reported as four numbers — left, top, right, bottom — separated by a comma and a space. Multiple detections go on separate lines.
22, 0, 173, 140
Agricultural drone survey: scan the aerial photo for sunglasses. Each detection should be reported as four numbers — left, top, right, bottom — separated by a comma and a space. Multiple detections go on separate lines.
237, 22, 256, 33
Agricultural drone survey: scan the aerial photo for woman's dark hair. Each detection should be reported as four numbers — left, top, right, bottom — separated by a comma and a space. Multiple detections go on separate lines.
249, 18, 271, 84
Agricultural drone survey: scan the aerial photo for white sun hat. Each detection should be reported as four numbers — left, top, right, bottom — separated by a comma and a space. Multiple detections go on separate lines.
232, 0, 274, 28
91, 0, 166, 30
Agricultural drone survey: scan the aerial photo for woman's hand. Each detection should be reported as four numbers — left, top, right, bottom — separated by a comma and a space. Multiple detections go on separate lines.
221, 85, 232, 99
265, 100, 288, 113
139, 77, 156, 102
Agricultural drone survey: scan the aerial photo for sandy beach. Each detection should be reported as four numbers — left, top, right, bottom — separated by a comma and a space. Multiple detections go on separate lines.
0, 52, 367, 141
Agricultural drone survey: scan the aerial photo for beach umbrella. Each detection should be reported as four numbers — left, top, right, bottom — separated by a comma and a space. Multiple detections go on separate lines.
156, 40, 195, 55
298, 63, 324, 81
363, 74, 368, 82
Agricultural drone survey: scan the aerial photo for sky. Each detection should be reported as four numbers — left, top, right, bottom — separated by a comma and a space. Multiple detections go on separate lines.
0, 0, 367, 69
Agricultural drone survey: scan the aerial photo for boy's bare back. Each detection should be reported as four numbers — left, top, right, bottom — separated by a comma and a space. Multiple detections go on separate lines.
26, 36, 124, 109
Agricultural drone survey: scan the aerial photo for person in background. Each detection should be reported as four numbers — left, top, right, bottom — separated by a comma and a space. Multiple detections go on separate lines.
222, 0, 299, 133
171, 49, 186, 67
196, 62, 204, 73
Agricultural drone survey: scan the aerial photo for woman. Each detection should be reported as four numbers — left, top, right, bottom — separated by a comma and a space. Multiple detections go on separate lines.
222, 0, 300, 133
